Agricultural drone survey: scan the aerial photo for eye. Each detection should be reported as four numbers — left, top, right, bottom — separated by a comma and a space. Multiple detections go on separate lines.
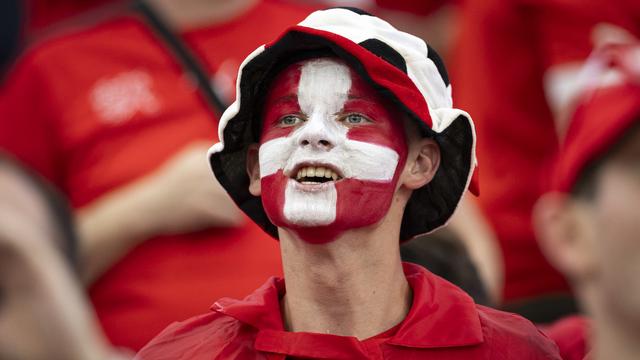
279, 115, 305, 127
340, 113, 371, 125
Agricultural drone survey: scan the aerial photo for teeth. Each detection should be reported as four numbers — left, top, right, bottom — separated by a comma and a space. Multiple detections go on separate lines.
295, 166, 340, 181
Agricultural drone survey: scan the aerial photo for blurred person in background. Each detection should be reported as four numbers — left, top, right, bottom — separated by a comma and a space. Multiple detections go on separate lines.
451, 0, 639, 320
0, 156, 125, 360
372, 0, 640, 321
0, 0, 316, 351
534, 43, 640, 360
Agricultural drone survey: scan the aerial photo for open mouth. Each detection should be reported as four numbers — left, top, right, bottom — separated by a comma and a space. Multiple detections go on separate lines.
292, 165, 343, 184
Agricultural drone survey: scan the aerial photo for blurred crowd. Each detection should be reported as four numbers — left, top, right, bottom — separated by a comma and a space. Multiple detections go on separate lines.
0, 0, 638, 359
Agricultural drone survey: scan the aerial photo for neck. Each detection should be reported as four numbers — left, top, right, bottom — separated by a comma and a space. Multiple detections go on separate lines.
581, 287, 640, 360
279, 223, 411, 340
145, 0, 258, 30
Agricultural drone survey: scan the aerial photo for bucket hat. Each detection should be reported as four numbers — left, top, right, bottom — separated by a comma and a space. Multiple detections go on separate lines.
208, 7, 478, 241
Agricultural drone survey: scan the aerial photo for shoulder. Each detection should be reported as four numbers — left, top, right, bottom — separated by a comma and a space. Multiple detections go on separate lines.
476, 305, 562, 359
136, 311, 254, 360
8, 15, 143, 76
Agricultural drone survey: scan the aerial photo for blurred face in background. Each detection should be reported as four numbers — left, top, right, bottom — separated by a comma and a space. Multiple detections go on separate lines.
536, 125, 640, 330
582, 126, 640, 327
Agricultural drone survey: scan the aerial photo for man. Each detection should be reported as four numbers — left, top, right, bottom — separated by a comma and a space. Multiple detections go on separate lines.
137, 8, 560, 359
0, 156, 122, 360
534, 43, 640, 360
0, 0, 314, 350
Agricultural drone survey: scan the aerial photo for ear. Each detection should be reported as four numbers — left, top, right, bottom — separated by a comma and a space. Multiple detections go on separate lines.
246, 144, 262, 196
401, 137, 441, 190
533, 192, 597, 283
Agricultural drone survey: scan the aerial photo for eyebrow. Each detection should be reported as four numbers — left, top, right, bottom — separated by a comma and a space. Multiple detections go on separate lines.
272, 94, 298, 104
347, 94, 380, 101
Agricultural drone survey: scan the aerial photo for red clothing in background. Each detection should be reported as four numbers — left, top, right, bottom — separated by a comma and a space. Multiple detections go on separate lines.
0, 0, 314, 350
374, 0, 639, 302
451, 0, 639, 301
541, 315, 590, 360
137, 262, 561, 360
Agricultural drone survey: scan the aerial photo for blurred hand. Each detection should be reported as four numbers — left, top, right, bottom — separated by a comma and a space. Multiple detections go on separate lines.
140, 141, 244, 235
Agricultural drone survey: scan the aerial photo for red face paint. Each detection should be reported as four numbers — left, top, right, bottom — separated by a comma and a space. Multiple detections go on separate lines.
258, 58, 408, 243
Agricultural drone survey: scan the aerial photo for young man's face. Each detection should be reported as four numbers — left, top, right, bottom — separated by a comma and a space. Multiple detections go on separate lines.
254, 58, 408, 243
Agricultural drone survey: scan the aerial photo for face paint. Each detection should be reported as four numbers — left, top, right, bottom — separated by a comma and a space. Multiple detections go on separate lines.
259, 58, 408, 243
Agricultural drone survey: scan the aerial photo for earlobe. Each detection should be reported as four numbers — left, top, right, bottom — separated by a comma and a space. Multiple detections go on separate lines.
403, 138, 441, 190
246, 144, 262, 196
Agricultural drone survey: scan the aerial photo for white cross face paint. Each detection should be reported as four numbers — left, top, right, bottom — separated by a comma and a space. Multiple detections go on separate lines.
258, 58, 408, 243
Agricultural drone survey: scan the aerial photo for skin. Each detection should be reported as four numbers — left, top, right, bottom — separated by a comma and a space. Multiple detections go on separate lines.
246, 58, 441, 339
0, 161, 113, 360
147, 0, 258, 30
534, 126, 640, 360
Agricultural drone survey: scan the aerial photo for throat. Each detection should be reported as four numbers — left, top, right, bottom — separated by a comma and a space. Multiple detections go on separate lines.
279, 233, 411, 339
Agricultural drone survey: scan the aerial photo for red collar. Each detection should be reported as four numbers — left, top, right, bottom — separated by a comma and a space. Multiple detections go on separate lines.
211, 262, 483, 358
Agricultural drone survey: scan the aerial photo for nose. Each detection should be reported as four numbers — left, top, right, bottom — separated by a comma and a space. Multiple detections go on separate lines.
296, 116, 336, 150
300, 138, 332, 147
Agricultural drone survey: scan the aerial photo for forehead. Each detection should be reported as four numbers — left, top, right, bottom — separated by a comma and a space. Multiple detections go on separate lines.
264, 57, 390, 105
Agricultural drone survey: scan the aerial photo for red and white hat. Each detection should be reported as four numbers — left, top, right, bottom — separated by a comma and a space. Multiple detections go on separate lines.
208, 7, 478, 241
552, 43, 640, 192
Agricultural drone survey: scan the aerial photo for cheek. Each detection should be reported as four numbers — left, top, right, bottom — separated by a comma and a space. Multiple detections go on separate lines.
594, 170, 640, 304
259, 171, 287, 224
334, 179, 396, 226
596, 170, 640, 251
347, 125, 407, 183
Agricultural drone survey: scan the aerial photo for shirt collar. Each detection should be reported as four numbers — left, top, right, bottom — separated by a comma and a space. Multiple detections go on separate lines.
211, 262, 483, 356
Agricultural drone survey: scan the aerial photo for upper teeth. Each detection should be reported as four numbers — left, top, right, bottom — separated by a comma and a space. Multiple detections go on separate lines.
296, 166, 339, 181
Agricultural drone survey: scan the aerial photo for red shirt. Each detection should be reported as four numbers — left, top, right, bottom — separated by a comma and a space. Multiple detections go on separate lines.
0, 0, 315, 350
136, 262, 561, 359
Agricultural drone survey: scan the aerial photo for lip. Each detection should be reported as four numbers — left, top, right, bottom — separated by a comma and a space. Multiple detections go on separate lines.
285, 161, 345, 181
288, 178, 335, 192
